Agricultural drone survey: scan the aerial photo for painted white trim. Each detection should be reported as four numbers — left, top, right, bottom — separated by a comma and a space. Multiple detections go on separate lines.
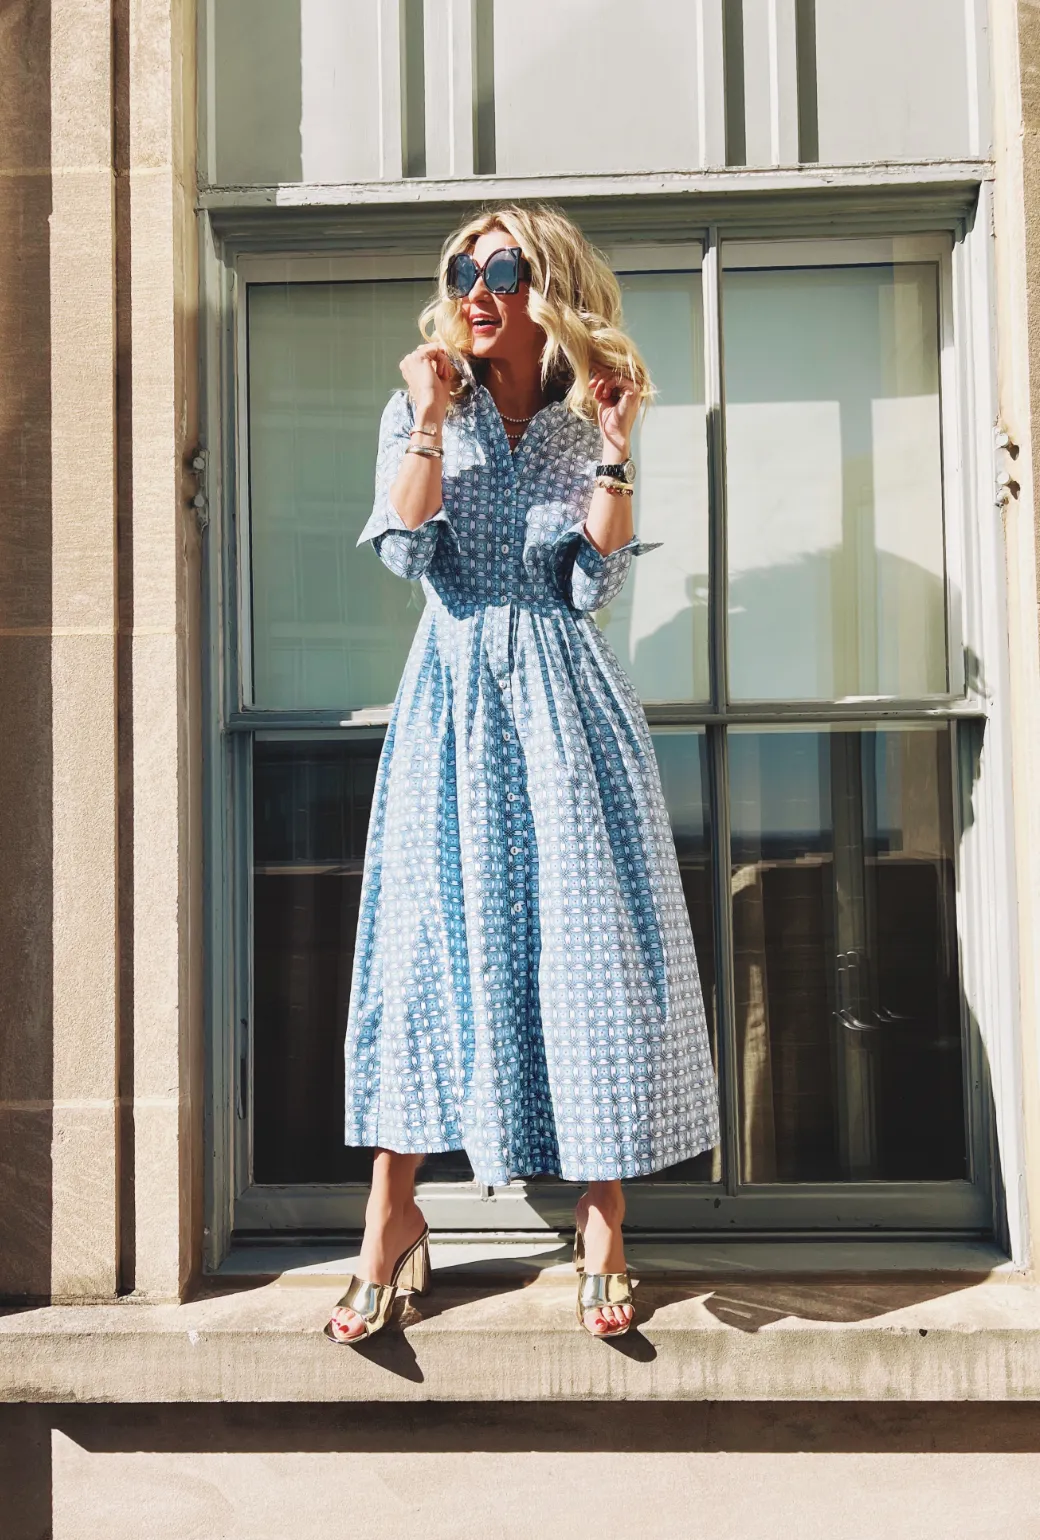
602, 242, 704, 273
769, 0, 800, 166
237, 252, 441, 284
424, 0, 478, 178
233, 273, 253, 708
447, 0, 476, 178
377, 0, 405, 180
232, 1179, 992, 1235
696, 0, 727, 170
953, 181, 1028, 1260
237, 246, 703, 286
723, 233, 954, 267
198, 161, 994, 210
199, 216, 236, 1270
943, 234, 968, 699
197, 0, 218, 190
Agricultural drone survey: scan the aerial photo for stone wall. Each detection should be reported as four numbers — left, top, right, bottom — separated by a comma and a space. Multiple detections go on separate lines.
0, 0, 200, 1306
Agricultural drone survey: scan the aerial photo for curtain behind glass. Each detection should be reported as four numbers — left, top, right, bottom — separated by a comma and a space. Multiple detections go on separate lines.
724, 263, 947, 702
248, 280, 431, 710
607, 270, 709, 703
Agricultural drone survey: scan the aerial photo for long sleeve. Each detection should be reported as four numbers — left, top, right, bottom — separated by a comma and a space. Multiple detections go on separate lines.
551, 519, 662, 612
356, 390, 455, 581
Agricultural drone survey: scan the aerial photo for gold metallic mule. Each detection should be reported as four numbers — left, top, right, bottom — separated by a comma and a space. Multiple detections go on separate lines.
323, 1222, 431, 1344
573, 1225, 635, 1338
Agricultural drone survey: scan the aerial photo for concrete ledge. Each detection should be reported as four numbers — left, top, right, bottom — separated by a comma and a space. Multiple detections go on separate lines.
3, 1242, 1040, 1404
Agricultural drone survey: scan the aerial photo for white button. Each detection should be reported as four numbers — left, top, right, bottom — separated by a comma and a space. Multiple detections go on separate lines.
503, 731, 512, 741
513, 902, 524, 915
506, 792, 516, 802
510, 846, 522, 856
501, 542, 510, 554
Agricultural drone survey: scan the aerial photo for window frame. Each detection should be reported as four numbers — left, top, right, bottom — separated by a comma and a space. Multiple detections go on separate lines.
201, 194, 1012, 1267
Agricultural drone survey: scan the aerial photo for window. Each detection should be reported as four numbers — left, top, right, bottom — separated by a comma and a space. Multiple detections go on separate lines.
213, 230, 994, 1239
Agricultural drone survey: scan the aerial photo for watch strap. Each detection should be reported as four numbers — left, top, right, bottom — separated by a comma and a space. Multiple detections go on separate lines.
594, 459, 636, 482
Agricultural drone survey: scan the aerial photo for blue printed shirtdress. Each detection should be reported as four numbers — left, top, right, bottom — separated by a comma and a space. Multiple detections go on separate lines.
343, 382, 721, 1185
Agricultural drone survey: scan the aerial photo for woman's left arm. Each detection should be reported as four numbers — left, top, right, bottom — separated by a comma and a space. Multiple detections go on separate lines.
582, 371, 641, 555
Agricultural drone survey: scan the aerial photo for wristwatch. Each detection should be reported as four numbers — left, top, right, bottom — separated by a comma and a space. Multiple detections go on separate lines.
595, 458, 636, 484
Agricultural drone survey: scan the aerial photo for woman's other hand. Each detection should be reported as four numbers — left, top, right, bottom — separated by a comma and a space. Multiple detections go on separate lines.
590, 368, 640, 460
400, 343, 455, 427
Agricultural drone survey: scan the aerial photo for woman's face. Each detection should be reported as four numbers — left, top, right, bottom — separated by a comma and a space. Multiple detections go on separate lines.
459, 228, 546, 374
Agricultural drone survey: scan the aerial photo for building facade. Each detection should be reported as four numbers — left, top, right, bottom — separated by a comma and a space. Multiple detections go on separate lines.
5, 1, 1040, 1532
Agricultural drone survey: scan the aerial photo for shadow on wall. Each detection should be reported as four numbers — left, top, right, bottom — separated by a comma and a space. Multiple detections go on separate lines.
0, 0, 53, 1304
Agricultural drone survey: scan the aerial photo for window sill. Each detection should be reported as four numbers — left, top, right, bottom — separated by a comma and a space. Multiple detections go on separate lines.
4, 1240, 1039, 1405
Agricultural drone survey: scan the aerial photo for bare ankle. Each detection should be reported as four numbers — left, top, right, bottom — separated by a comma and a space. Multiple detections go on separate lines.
579, 1185, 625, 1225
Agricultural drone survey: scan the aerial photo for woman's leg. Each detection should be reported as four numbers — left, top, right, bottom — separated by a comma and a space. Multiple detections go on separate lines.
326, 1150, 426, 1342
574, 1180, 634, 1334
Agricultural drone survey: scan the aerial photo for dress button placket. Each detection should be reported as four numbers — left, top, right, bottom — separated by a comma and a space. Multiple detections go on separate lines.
501, 457, 530, 1003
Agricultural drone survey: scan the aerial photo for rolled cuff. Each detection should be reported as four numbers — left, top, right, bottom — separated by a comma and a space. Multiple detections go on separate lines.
553, 520, 662, 612
357, 500, 455, 581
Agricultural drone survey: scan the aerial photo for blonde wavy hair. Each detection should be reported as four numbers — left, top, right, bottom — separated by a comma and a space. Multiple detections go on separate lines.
418, 202, 655, 419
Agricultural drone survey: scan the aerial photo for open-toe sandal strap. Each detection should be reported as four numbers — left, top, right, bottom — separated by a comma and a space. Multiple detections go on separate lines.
324, 1274, 396, 1339
577, 1271, 633, 1316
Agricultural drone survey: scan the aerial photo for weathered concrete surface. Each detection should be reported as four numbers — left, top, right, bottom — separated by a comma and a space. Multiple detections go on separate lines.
44, 1443, 1040, 1540
4, 1401, 1040, 1540
5, 1268, 1040, 1404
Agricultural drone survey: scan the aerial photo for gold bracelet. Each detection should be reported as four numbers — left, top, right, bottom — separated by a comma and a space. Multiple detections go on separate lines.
409, 424, 441, 437
406, 443, 444, 459
595, 476, 634, 496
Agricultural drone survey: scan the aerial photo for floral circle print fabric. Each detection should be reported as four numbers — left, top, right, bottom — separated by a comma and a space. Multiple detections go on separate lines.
343, 385, 721, 1184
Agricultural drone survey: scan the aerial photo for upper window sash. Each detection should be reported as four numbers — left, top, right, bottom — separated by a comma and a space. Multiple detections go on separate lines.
232, 231, 971, 719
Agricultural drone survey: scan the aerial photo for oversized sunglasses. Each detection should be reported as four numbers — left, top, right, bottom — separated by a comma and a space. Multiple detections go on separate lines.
446, 246, 533, 297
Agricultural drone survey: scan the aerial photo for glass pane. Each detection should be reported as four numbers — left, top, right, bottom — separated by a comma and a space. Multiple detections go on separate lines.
647, 729, 719, 1181
724, 263, 948, 701
730, 724, 966, 1183
248, 281, 430, 711
252, 729, 720, 1189
252, 735, 473, 1184
606, 270, 709, 703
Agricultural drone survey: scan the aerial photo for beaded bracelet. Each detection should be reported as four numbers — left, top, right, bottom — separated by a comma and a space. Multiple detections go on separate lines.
595, 476, 634, 496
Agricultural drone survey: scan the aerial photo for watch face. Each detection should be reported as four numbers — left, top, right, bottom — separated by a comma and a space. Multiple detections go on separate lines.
623, 458, 637, 483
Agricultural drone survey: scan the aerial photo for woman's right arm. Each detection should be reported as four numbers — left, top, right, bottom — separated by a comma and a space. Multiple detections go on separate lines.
388, 344, 454, 529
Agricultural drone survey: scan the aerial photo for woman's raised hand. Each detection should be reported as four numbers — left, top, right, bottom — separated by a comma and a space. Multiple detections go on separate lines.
400, 343, 455, 426
589, 368, 640, 458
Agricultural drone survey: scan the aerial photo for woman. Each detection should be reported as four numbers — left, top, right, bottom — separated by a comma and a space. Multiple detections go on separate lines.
324, 203, 720, 1344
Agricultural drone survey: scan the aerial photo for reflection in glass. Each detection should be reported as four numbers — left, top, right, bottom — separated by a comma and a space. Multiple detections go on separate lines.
730, 725, 966, 1183
644, 730, 719, 1182
606, 271, 710, 703
248, 281, 431, 711
252, 736, 473, 1185
723, 263, 948, 701
252, 730, 720, 1188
